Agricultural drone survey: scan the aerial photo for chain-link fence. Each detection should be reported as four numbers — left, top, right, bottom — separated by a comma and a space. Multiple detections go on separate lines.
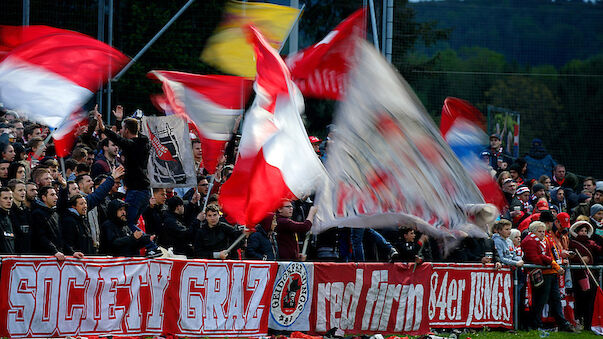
2, 0, 601, 179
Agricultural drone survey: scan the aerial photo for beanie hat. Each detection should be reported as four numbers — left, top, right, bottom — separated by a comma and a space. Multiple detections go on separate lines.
591, 204, 603, 217
166, 196, 184, 212
596, 182, 603, 193
258, 213, 275, 233
532, 183, 545, 193
539, 210, 555, 223
515, 186, 530, 196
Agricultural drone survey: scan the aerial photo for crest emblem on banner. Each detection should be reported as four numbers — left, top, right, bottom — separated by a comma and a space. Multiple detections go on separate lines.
270, 262, 309, 327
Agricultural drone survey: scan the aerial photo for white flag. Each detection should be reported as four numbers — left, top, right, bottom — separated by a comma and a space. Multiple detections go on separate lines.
314, 41, 487, 240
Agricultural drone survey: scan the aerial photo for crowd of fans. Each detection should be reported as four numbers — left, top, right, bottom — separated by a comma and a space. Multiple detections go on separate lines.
0, 106, 601, 332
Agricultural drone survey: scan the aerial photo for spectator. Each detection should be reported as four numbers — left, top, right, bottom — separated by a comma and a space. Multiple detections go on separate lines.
1, 143, 15, 162
8, 179, 30, 254
590, 204, 603, 237
71, 147, 88, 164
550, 187, 568, 213
551, 164, 579, 192
95, 114, 152, 234
395, 227, 427, 263
60, 194, 95, 255
24, 182, 37, 209
582, 177, 596, 195
142, 188, 167, 239
100, 199, 153, 256
161, 196, 193, 256
492, 219, 523, 267
569, 220, 602, 331
26, 137, 45, 166
31, 186, 83, 261
483, 133, 511, 173
539, 175, 552, 192
522, 221, 575, 331
64, 158, 78, 180
31, 167, 53, 188
0, 187, 15, 254
193, 204, 244, 259
91, 138, 120, 179
511, 186, 532, 226
0, 159, 10, 186
276, 199, 316, 261
524, 139, 556, 182
245, 213, 278, 260
7, 162, 26, 181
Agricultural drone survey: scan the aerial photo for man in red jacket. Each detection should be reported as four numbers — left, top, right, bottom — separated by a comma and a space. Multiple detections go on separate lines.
522, 221, 576, 332
275, 199, 317, 261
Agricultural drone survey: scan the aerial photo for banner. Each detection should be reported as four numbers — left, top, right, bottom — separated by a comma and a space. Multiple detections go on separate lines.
141, 116, 196, 188
429, 264, 513, 328
0, 257, 277, 337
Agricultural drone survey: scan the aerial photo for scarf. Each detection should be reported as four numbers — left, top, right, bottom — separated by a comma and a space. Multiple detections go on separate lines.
527, 232, 546, 256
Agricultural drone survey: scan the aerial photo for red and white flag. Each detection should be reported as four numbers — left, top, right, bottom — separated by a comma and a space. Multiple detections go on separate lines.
286, 8, 365, 100
53, 110, 88, 158
593, 286, 603, 335
148, 71, 252, 174
440, 97, 507, 212
219, 26, 326, 229
0, 25, 128, 128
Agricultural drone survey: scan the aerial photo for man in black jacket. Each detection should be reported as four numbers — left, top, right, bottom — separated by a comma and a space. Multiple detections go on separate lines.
8, 179, 30, 253
161, 196, 193, 256
194, 204, 244, 259
95, 113, 151, 232
0, 187, 15, 254
61, 195, 95, 255
100, 199, 153, 256
31, 186, 83, 260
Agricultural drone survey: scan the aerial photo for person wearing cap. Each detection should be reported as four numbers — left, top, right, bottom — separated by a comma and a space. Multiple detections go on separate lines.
530, 183, 547, 205
589, 203, 603, 238
510, 186, 532, 226
160, 196, 194, 256
100, 199, 154, 256
483, 133, 511, 173
524, 138, 557, 182
308, 136, 322, 156
569, 220, 602, 331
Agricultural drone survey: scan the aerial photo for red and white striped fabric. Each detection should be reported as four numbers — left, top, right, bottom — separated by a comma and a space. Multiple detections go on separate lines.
53, 110, 88, 158
219, 25, 326, 229
286, 9, 365, 100
148, 71, 252, 174
0, 26, 128, 128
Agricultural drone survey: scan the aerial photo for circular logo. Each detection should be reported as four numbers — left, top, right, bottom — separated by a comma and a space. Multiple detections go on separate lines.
270, 262, 309, 327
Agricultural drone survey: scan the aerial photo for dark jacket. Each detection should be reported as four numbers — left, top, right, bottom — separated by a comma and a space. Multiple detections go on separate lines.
10, 203, 30, 254
90, 153, 118, 179
448, 236, 500, 263
142, 204, 166, 238
104, 128, 150, 190
60, 208, 95, 255
246, 225, 278, 260
275, 217, 311, 260
161, 211, 193, 256
31, 201, 73, 255
193, 221, 241, 259
100, 199, 149, 256
0, 208, 15, 254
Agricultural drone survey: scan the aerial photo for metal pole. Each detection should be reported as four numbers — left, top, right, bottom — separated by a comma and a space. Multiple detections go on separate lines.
385, 0, 393, 63
202, 175, 215, 212
513, 268, 519, 330
289, 0, 299, 55
112, 0, 196, 81
277, 4, 305, 53
382, 0, 387, 55
368, 0, 380, 50
22, 0, 30, 26
106, 0, 114, 124
97, 0, 106, 116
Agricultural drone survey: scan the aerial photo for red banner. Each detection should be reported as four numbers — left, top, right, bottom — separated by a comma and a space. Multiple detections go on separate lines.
429, 264, 513, 328
311, 262, 432, 336
0, 257, 277, 338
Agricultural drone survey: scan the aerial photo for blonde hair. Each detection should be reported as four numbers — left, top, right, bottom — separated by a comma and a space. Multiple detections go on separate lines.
528, 221, 546, 233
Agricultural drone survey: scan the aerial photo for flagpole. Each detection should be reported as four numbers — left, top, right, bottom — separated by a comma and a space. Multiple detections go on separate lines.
59, 157, 66, 178
112, 0, 196, 81
225, 233, 246, 255
33, 114, 72, 160
278, 4, 305, 53
202, 174, 215, 212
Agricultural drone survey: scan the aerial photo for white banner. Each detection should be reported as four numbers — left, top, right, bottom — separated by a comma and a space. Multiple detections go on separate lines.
141, 116, 196, 188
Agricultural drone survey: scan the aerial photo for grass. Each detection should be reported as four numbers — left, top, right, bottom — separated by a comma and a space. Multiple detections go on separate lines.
409, 328, 602, 338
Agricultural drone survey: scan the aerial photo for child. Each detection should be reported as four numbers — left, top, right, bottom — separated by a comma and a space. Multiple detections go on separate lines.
492, 219, 524, 267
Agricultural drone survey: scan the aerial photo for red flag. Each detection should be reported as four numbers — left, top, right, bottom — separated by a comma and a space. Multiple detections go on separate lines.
593, 287, 603, 335
286, 8, 366, 100
440, 97, 506, 211
148, 71, 252, 173
53, 110, 88, 158
0, 25, 129, 128
218, 26, 326, 229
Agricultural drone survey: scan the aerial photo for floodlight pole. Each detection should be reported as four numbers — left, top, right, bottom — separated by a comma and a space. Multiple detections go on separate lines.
368, 0, 380, 50
289, 0, 299, 55
112, 0, 197, 82
106, 0, 114, 123
22, 0, 30, 26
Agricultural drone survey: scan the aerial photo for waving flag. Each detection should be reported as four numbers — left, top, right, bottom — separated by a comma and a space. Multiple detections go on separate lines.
0, 25, 129, 128
286, 8, 366, 100
201, 0, 300, 78
148, 71, 252, 173
219, 26, 326, 229
53, 110, 88, 158
440, 97, 507, 211
313, 41, 489, 243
